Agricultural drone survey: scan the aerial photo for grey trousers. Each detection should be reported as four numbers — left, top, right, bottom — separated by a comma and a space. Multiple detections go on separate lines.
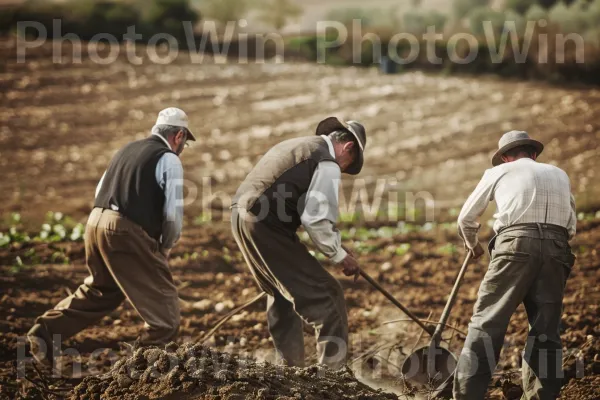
454, 224, 575, 400
36, 208, 180, 346
230, 207, 349, 369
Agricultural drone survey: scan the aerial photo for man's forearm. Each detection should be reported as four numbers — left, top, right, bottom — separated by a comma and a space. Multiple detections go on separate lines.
457, 170, 495, 250
458, 223, 480, 250
303, 220, 347, 263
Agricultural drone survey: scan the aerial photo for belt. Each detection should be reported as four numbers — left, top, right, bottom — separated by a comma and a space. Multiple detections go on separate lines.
489, 222, 568, 253
498, 222, 568, 239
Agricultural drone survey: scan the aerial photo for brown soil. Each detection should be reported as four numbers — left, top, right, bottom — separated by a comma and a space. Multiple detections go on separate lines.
71, 342, 396, 400
0, 38, 599, 399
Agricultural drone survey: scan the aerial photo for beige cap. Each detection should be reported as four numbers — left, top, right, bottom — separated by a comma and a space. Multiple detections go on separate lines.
155, 107, 196, 141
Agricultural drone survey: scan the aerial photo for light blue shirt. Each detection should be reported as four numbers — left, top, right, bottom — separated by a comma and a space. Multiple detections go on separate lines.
95, 133, 184, 249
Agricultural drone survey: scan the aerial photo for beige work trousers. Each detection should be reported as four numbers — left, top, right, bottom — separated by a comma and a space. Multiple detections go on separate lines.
36, 208, 180, 345
231, 207, 349, 369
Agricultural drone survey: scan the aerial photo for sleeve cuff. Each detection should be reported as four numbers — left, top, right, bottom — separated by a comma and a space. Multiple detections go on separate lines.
331, 248, 348, 264
464, 238, 479, 250
458, 224, 480, 250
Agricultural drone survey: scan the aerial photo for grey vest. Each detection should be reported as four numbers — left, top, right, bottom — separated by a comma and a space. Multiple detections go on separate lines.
233, 136, 336, 233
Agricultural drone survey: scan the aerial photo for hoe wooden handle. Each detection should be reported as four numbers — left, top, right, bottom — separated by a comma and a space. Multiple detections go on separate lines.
432, 251, 473, 345
360, 270, 435, 336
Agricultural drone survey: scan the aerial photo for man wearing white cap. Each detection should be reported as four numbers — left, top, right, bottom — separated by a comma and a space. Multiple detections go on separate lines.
28, 108, 195, 366
454, 130, 576, 400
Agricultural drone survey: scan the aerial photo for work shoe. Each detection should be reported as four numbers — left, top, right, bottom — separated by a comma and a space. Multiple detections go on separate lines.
27, 324, 55, 368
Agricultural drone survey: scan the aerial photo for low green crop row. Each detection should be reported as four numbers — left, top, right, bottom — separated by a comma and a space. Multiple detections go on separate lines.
0, 211, 85, 248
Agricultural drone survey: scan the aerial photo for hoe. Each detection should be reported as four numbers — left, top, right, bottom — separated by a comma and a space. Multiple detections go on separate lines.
202, 251, 473, 398
360, 251, 473, 397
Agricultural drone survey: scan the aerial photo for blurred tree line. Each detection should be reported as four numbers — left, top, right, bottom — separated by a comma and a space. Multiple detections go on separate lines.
291, 0, 600, 84
0, 0, 304, 38
1, 0, 599, 84
0, 0, 200, 40
316, 0, 600, 42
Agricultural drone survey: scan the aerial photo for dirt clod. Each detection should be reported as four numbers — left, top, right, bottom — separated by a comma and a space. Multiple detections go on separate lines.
72, 342, 397, 399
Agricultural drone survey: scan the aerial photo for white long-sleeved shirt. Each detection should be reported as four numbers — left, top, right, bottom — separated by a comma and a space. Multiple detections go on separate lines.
300, 135, 348, 263
95, 133, 184, 249
458, 158, 576, 249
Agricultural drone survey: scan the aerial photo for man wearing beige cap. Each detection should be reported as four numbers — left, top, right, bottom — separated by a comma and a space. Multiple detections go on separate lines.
231, 117, 366, 369
28, 108, 195, 367
454, 130, 576, 399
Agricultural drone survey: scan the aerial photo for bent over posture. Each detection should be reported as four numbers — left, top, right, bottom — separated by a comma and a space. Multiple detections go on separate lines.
28, 108, 195, 366
454, 130, 576, 400
231, 117, 367, 369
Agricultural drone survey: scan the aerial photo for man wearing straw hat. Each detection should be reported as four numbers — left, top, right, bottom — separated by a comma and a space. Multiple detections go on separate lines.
454, 131, 577, 399
28, 108, 195, 368
231, 117, 367, 369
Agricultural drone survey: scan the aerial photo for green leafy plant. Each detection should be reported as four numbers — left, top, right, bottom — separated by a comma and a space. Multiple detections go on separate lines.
0, 213, 31, 247
395, 243, 411, 256
182, 251, 199, 261
354, 241, 378, 254
36, 212, 84, 243
375, 226, 395, 239
9, 256, 25, 275
1, 211, 85, 247
23, 247, 41, 264
438, 243, 458, 256
577, 211, 600, 221
340, 229, 353, 241
340, 211, 361, 223
51, 250, 70, 264
194, 212, 212, 225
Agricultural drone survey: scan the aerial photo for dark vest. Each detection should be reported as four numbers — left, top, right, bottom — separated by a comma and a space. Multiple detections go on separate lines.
233, 136, 337, 233
94, 136, 174, 240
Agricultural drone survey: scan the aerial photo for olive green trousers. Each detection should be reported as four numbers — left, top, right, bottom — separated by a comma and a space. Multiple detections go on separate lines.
454, 224, 575, 400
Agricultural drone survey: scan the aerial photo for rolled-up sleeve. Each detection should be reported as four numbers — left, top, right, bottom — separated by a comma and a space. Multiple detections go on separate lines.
156, 153, 184, 249
458, 169, 496, 250
300, 161, 347, 263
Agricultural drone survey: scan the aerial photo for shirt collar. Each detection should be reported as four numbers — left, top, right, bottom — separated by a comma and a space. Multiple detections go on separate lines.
320, 135, 336, 159
151, 132, 173, 151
